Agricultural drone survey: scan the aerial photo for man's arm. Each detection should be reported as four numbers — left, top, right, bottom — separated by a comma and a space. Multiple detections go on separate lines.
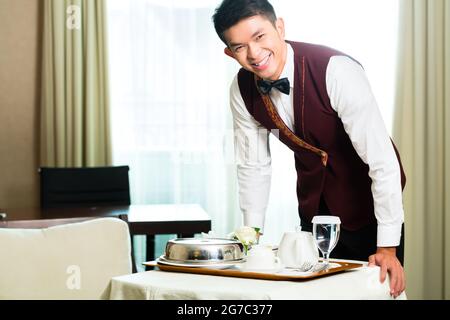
230, 75, 272, 233
326, 56, 404, 247
325, 56, 405, 297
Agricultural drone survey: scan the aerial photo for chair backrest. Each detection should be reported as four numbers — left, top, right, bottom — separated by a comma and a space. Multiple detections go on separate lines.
0, 217, 132, 299
39, 166, 131, 208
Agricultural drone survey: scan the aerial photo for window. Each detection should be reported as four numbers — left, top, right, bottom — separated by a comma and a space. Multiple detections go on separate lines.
107, 0, 400, 253
107, 0, 239, 267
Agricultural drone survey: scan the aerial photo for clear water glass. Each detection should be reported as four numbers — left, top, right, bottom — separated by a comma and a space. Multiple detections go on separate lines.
312, 216, 341, 269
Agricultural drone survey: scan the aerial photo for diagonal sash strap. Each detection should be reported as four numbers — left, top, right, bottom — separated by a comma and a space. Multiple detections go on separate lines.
254, 75, 328, 167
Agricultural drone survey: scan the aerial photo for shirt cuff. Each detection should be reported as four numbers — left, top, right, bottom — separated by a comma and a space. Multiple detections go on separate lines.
243, 212, 266, 233
377, 223, 403, 247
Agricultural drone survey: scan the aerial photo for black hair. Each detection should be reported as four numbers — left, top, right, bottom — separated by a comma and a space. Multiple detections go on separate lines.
212, 0, 277, 46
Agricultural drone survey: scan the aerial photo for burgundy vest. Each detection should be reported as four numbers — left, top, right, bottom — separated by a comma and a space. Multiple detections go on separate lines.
237, 41, 406, 231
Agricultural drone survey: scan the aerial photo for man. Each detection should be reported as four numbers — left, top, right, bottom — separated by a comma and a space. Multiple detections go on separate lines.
212, 0, 406, 297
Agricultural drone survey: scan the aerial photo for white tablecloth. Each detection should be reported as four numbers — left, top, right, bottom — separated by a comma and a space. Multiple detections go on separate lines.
108, 260, 406, 300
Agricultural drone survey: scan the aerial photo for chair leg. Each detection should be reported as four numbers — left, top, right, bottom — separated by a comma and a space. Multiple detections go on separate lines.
145, 235, 155, 271
130, 237, 138, 273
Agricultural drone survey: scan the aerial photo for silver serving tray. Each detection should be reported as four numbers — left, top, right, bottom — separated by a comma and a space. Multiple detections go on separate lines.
163, 238, 245, 264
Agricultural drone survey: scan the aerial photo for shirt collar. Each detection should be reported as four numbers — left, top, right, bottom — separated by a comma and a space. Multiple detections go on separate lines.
279, 42, 294, 89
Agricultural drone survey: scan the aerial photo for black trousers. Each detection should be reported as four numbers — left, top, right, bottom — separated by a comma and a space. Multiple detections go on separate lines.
299, 198, 405, 265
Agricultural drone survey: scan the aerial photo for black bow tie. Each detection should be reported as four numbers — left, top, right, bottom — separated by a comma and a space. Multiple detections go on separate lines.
256, 77, 290, 95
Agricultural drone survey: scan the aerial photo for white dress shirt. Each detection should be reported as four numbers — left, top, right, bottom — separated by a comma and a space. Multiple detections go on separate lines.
229, 43, 404, 247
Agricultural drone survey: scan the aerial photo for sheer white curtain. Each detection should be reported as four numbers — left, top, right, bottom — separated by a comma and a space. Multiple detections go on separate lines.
107, 0, 240, 264
106, 0, 399, 251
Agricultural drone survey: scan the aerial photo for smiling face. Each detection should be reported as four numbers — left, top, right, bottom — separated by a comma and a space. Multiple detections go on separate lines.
223, 15, 287, 81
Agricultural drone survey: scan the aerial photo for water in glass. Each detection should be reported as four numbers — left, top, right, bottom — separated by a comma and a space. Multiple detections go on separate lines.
312, 216, 341, 269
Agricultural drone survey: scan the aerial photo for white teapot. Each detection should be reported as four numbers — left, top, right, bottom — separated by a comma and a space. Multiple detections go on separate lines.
277, 229, 319, 268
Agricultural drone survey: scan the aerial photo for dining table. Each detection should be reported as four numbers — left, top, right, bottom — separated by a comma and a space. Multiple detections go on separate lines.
107, 259, 407, 300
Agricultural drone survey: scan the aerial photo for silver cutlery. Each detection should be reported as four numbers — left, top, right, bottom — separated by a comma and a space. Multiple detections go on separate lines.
291, 261, 329, 273
293, 261, 315, 272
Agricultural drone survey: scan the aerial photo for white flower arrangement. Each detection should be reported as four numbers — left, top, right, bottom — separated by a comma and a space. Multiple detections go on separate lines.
228, 226, 260, 254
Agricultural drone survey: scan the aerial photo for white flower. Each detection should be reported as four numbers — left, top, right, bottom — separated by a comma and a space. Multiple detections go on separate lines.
234, 226, 258, 246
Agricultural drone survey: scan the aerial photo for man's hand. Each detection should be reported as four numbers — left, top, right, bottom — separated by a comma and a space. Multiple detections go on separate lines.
368, 247, 405, 298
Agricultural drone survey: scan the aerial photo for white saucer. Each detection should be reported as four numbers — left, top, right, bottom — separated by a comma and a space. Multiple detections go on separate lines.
156, 256, 244, 269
